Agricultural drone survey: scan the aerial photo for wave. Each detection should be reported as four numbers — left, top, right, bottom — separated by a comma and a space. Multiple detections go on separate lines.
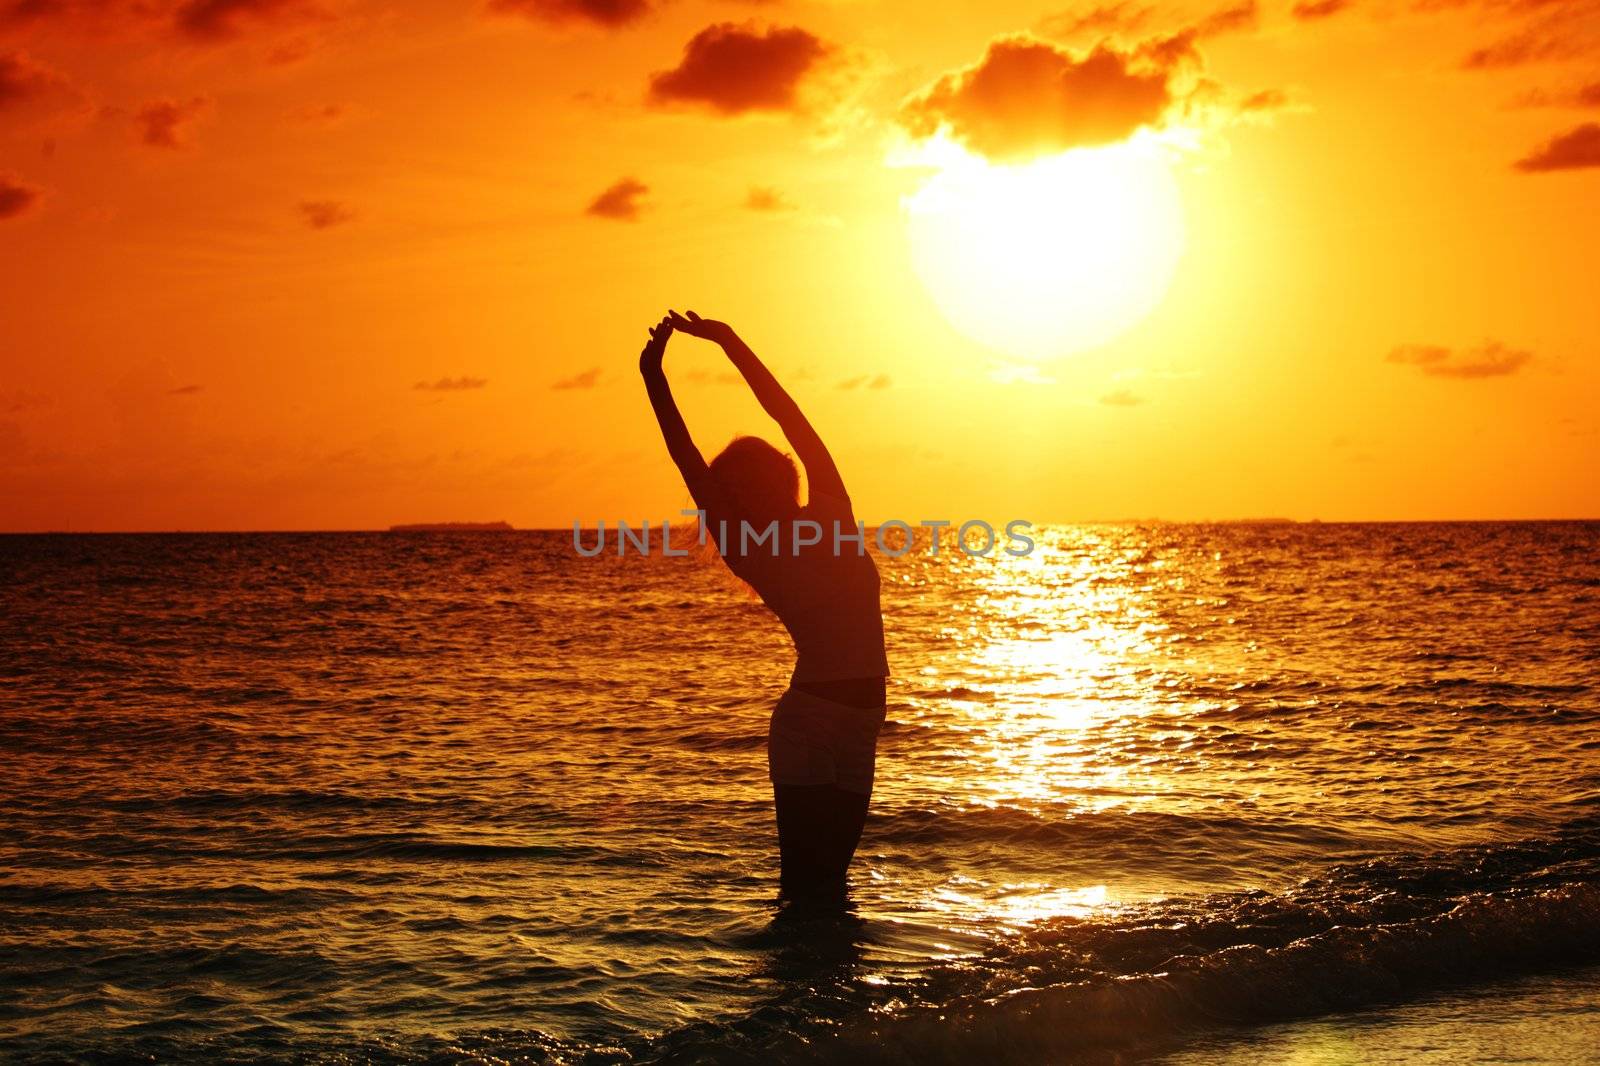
636, 818, 1600, 1064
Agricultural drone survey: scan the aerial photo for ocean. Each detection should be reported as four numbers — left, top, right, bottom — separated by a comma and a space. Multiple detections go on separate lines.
3, 522, 1598, 1063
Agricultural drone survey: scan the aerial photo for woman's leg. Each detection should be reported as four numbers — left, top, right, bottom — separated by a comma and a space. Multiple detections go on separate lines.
773, 783, 870, 902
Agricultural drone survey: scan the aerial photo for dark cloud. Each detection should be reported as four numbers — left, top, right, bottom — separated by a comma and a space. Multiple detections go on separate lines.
134, 96, 208, 148
0, 173, 40, 218
585, 177, 647, 220
0, 50, 82, 120
1291, 0, 1351, 19
900, 37, 1176, 161
486, 0, 651, 29
1513, 122, 1600, 170
647, 22, 831, 115
1100, 388, 1144, 406
744, 185, 791, 211
1385, 341, 1533, 378
1037, 2, 1154, 39
0, 0, 324, 43
298, 198, 354, 228
174, 0, 321, 42
416, 376, 489, 391
168, 384, 203, 395
0, 0, 143, 32
551, 368, 600, 390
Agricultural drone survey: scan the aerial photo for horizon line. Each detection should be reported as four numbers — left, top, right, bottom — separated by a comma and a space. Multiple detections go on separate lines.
4, 517, 1600, 535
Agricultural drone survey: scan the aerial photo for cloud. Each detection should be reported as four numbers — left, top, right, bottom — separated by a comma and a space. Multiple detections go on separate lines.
416, 376, 489, 391
551, 368, 600, 390
1191, 0, 1258, 37
647, 22, 832, 115
1291, 0, 1351, 19
134, 96, 209, 148
1385, 341, 1533, 379
1, 0, 326, 44
1515, 81, 1600, 109
298, 198, 354, 228
485, 0, 651, 29
744, 185, 791, 211
168, 384, 203, 395
1037, 2, 1154, 39
900, 36, 1183, 161
836, 374, 891, 390
1462, 32, 1576, 70
174, 0, 322, 42
898, 8, 1259, 165
1513, 122, 1600, 171
585, 176, 647, 220
2, 388, 52, 413
1239, 87, 1289, 112
0, 174, 40, 219
0, 50, 83, 122
1100, 388, 1144, 406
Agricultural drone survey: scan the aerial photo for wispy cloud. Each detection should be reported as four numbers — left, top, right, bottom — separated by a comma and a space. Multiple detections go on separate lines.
1291, 0, 1351, 20
486, 0, 651, 30
585, 177, 647, 220
175, 0, 327, 42
837, 374, 891, 390
134, 97, 209, 149
0, 50, 85, 122
416, 376, 489, 391
1037, 2, 1154, 40
1100, 388, 1144, 406
298, 199, 354, 228
168, 384, 203, 395
1385, 341, 1533, 379
552, 368, 601, 390
744, 185, 792, 212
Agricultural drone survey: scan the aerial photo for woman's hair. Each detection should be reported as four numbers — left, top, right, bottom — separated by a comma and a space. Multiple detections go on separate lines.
707, 435, 800, 529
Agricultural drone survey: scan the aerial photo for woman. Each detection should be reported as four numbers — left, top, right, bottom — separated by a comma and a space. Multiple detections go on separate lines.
639, 309, 889, 904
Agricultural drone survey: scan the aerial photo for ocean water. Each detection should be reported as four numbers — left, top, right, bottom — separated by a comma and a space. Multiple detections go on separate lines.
2, 522, 1598, 1063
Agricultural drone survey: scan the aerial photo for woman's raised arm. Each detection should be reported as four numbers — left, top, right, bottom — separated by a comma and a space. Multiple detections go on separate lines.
639, 318, 718, 513
665, 310, 848, 502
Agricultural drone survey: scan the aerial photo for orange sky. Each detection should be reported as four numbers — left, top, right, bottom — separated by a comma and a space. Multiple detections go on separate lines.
2, 0, 1597, 531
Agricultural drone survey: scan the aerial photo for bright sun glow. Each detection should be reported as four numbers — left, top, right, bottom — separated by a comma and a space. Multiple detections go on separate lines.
902, 137, 1186, 359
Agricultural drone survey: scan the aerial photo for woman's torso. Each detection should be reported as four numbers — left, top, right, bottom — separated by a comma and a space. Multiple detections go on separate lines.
718, 494, 889, 691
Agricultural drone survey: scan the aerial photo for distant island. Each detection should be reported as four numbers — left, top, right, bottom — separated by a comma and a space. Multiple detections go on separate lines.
388, 521, 515, 532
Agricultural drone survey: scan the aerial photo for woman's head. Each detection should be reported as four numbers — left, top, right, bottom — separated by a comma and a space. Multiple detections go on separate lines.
708, 435, 800, 529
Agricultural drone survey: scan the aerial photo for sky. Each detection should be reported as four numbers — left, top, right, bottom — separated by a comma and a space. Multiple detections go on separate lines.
1, 0, 1597, 531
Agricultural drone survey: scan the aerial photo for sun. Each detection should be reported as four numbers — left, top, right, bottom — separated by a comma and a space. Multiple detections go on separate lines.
902, 137, 1186, 360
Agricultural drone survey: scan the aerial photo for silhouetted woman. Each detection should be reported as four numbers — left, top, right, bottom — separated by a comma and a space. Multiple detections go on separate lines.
639, 309, 889, 905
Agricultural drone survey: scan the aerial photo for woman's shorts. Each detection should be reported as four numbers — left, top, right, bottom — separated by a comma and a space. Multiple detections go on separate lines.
767, 686, 887, 796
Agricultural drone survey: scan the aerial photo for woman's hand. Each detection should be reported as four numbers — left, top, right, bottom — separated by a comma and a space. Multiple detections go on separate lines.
638, 316, 673, 374
666, 309, 738, 350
